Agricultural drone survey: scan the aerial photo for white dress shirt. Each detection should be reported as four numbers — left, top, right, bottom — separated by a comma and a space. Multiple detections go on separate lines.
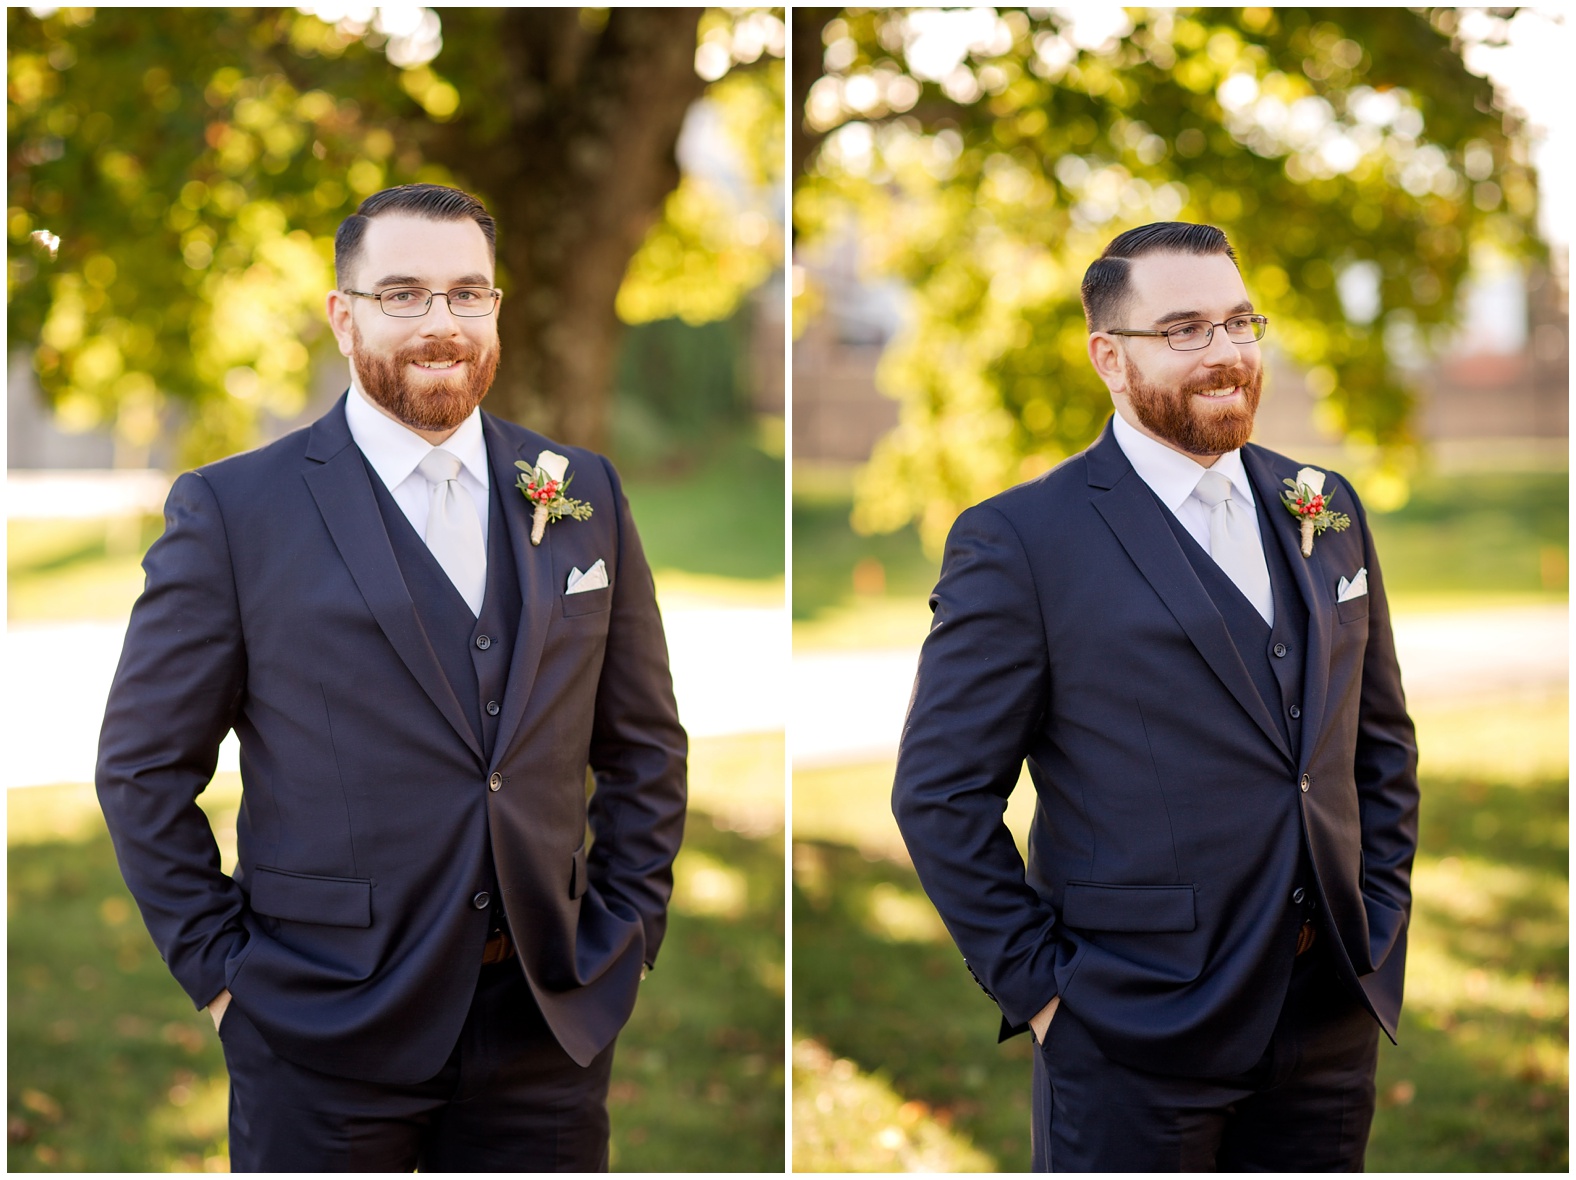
1110, 412, 1263, 558
344, 379, 490, 550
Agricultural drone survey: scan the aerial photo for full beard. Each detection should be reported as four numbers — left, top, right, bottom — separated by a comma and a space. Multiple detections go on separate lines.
1124, 357, 1263, 457
351, 322, 500, 433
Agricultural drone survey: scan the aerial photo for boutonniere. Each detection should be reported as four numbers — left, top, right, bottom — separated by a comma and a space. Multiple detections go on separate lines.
1280, 466, 1351, 557
515, 450, 592, 546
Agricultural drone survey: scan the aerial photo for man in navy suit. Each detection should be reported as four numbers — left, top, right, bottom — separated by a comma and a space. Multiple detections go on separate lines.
97, 184, 686, 1170
892, 222, 1417, 1171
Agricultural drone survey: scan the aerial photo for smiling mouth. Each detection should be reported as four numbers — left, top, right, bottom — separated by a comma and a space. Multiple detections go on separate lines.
1194, 385, 1240, 400
412, 359, 464, 371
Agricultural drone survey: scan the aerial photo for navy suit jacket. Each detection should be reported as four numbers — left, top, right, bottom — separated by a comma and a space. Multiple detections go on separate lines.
892, 420, 1417, 1077
97, 396, 687, 1083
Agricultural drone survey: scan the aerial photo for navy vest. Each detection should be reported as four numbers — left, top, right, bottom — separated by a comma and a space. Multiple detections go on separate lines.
364, 455, 523, 933
364, 455, 522, 765
1160, 483, 1324, 981
1161, 490, 1308, 763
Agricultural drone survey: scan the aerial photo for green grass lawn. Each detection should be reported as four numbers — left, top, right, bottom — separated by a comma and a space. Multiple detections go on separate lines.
793, 467, 1569, 648
7, 426, 784, 624
8, 732, 785, 1173
791, 697, 1568, 1171
7, 432, 786, 1170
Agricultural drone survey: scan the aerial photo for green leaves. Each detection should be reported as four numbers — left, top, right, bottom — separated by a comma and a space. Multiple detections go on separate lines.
794, 8, 1541, 551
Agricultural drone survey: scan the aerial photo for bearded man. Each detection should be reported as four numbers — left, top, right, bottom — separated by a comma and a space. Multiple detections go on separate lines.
892, 222, 1417, 1171
97, 184, 686, 1171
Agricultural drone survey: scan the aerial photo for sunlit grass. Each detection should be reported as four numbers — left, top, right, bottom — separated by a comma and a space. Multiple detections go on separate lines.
7, 731, 785, 1173
792, 1037, 993, 1172
8, 427, 784, 624
792, 468, 1568, 650
792, 697, 1567, 1171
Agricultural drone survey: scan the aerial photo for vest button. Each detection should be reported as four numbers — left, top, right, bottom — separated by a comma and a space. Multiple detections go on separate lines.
1289, 704, 1301, 719
1299, 774, 1311, 792
489, 772, 502, 791
1273, 642, 1288, 657
475, 634, 492, 650
1291, 887, 1306, 904
486, 700, 501, 717
472, 891, 491, 909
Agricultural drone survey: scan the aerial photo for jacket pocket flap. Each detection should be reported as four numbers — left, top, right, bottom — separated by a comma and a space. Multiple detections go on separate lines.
1062, 882, 1196, 933
570, 844, 589, 899
1336, 595, 1369, 624
249, 866, 372, 928
562, 585, 612, 618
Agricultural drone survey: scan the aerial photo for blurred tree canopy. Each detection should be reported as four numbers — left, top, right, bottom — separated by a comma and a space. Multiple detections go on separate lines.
8, 6, 784, 466
791, 7, 1542, 551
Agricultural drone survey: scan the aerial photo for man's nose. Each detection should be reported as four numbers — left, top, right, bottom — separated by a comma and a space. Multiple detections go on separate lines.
418, 293, 464, 333
1200, 324, 1243, 364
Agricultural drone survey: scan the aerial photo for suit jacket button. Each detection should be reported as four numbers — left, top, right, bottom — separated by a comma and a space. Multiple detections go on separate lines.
475, 634, 492, 650
489, 772, 502, 791
1291, 887, 1306, 904
1289, 704, 1301, 719
1273, 642, 1288, 657
1299, 774, 1311, 792
486, 700, 501, 717
472, 891, 491, 909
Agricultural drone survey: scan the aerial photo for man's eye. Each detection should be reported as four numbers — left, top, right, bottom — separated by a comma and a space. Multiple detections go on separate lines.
452, 289, 480, 302
1225, 317, 1252, 332
384, 289, 420, 303
1169, 323, 1203, 340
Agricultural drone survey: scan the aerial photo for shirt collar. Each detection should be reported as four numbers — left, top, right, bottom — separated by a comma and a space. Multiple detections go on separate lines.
344, 377, 489, 490
1110, 411, 1254, 512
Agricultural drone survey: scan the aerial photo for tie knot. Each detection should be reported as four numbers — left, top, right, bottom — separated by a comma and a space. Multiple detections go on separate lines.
1193, 469, 1232, 508
418, 449, 463, 485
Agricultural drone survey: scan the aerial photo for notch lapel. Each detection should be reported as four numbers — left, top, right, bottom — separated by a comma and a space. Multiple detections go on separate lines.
483, 417, 556, 769
1244, 446, 1333, 771
1086, 425, 1293, 764
302, 398, 483, 763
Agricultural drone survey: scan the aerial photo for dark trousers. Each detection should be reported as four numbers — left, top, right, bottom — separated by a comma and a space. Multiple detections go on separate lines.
220, 961, 616, 1171
1032, 948, 1380, 1172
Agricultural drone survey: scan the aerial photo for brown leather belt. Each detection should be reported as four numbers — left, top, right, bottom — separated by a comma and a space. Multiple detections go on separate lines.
482, 930, 515, 964
1295, 921, 1317, 956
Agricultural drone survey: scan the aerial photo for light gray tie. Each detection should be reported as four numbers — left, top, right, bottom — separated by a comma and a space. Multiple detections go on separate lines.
417, 449, 486, 616
1192, 469, 1274, 625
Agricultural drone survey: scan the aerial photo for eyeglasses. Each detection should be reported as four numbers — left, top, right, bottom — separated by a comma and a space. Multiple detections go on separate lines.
342, 286, 501, 318
1105, 314, 1268, 352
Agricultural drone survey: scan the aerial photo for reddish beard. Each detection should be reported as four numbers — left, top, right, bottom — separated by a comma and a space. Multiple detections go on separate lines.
351, 321, 500, 433
1124, 356, 1263, 457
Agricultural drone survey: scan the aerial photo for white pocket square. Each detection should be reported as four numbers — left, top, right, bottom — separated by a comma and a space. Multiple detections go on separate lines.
566, 559, 608, 594
1337, 567, 1368, 602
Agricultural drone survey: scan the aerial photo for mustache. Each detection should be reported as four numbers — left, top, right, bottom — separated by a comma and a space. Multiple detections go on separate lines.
1179, 364, 1258, 396
398, 342, 483, 365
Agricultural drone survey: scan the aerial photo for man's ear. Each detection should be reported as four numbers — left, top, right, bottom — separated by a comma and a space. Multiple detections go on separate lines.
1088, 332, 1126, 393
326, 289, 355, 359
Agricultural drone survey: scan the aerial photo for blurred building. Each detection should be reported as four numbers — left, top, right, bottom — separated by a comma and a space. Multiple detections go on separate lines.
793, 252, 1570, 471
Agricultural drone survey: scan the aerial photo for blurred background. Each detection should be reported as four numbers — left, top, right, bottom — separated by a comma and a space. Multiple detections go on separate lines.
789, 6, 1566, 1171
7, 6, 785, 1171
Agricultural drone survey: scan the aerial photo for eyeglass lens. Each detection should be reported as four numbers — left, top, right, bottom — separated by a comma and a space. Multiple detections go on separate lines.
380, 287, 497, 317
1167, 317, 1265, 351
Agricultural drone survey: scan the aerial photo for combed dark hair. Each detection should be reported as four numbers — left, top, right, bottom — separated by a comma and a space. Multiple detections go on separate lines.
334, 183, 497, 287
1080, 222, 1239, 332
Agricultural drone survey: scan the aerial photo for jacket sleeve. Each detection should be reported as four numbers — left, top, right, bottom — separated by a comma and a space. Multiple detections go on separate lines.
1344, 480, 1420, 976
95, 470, 249, 1011
584, 455, 688, 969
891, 502, 1060, 1027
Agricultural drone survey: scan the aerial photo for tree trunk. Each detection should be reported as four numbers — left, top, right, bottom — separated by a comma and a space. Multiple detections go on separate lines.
423, 9, 706, 450
791, 9, 838, 185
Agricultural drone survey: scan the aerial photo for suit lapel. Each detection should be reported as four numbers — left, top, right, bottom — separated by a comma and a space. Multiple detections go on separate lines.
1087, 423, 1293, 764
303, 396, 484, 763
1244, 446, 1333, 771
484, 417, 555, 769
